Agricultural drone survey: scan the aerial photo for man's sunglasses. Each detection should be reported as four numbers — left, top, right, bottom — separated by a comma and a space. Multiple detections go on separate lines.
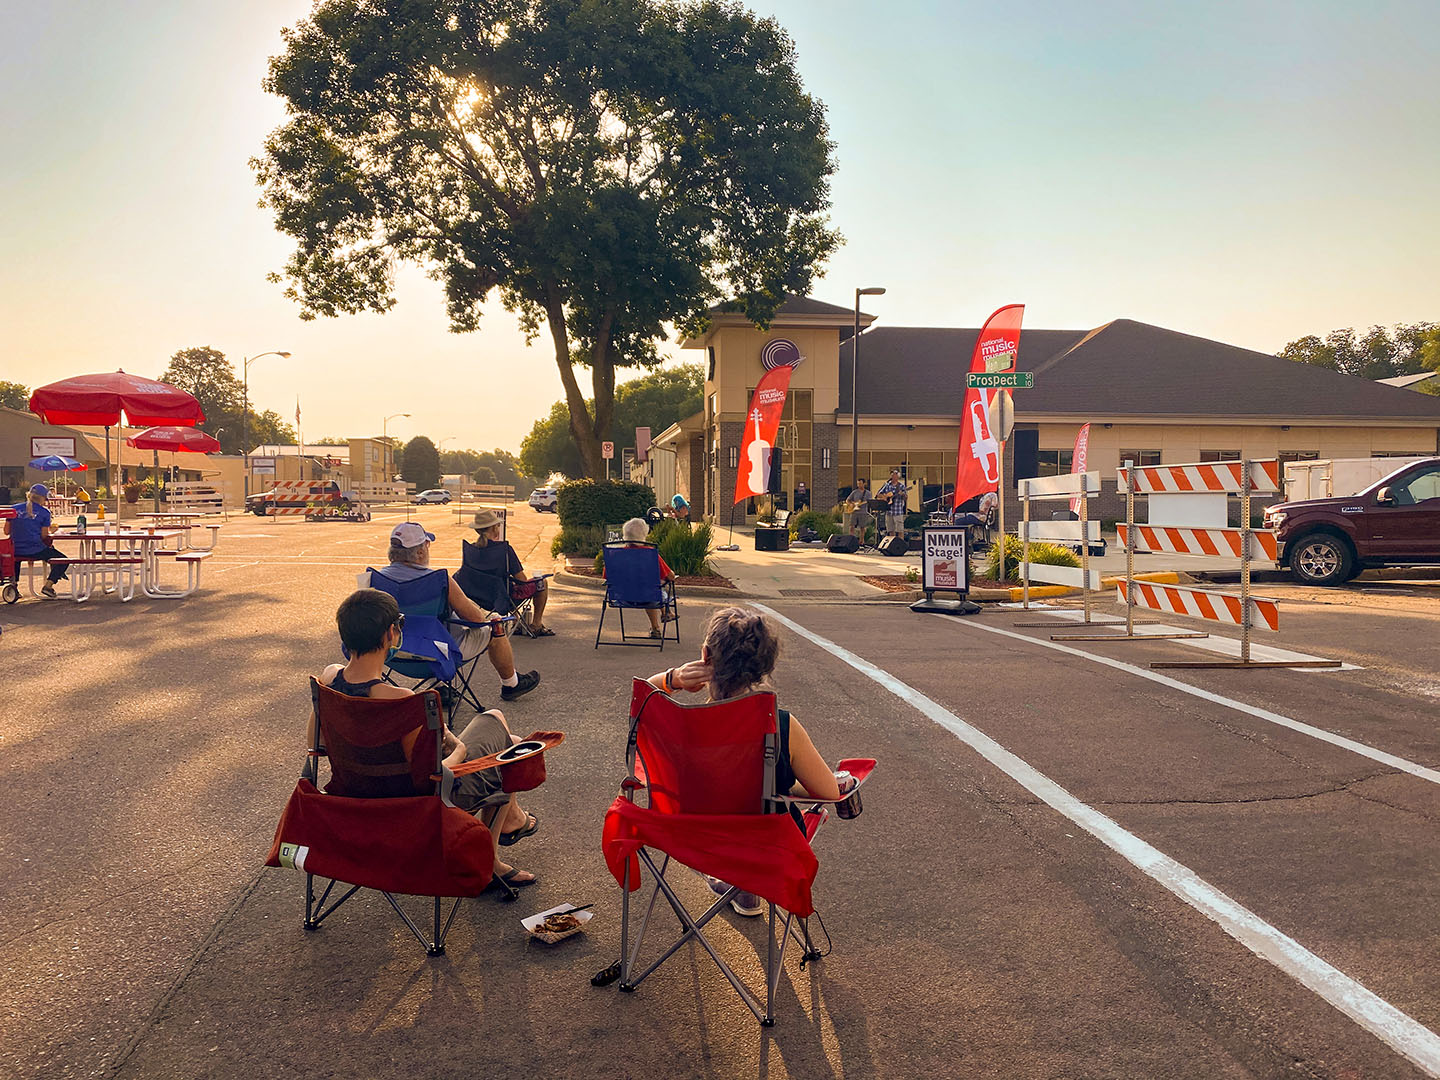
393, 613, 406, 631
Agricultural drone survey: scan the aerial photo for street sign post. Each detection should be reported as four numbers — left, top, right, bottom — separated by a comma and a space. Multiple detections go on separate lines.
966, 372, 1034, 389
602, 440, 614, 480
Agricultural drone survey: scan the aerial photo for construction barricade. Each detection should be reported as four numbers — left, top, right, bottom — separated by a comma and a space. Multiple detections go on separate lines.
1016, 471, 1104, 625
1090, 457, 1336, 669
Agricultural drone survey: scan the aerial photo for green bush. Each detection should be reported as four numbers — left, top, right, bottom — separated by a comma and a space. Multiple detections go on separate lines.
556, 479, 654, 529
651, 518, 716, 576
984, 535, 1080, 582
551, 524, 607, 558
789, 507, 840, 541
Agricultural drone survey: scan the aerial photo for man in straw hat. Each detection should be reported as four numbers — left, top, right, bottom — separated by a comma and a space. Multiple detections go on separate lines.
457, 508, 554, 636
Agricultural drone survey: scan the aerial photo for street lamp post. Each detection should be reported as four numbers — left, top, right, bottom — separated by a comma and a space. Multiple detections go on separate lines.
382, 412, 410, 489
242, 351, 291, 496
851, 288, 886, 489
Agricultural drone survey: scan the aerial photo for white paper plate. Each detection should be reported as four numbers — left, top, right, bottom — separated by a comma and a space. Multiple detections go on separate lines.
522, 903, 594, 943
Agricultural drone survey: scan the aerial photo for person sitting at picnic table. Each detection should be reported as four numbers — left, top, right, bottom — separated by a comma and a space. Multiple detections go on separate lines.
75, 486, 91, 511
317, 588, 540, 887
646, 605, 843, 915
668, 493, 691, 526
370, 522, 540, 702
458, 508, 553, 636
4, 484, 68, 599
607, 517, 676, 639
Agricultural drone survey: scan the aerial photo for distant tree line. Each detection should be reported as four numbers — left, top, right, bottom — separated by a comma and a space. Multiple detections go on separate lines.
1279, 323, 1440, 393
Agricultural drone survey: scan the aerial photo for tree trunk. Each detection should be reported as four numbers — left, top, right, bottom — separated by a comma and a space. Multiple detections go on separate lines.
544, 288, 604, 478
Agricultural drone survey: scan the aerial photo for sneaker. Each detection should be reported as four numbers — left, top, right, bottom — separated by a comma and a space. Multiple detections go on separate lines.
40, 583, 57, 599
500, 670, 540, 701
729, 891, 764, 918
649, 628, 662, 639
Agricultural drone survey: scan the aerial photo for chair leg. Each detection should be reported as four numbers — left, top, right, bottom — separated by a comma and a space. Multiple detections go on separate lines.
764, 903, 778, 1026
595, 602, 606, 649
304, 873, 318, 930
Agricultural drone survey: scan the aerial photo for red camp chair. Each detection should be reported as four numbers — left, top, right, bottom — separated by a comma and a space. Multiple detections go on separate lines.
265, 679, 558, 955
601, 679, 876, 1025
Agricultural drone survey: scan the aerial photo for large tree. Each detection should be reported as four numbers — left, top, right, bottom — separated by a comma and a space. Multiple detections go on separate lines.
158, 346, 296, 452
254, 0, 839, 478
1, 380, 30, 411
402, 435, 442, 490
1278, 323, 1437, 381
520, 362, 702, 478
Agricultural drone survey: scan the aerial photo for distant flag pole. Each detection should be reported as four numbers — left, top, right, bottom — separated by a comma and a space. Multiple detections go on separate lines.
296, 398, 304, 479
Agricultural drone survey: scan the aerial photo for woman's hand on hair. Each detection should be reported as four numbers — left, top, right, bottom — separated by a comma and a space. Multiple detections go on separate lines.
670, 660, 712, 693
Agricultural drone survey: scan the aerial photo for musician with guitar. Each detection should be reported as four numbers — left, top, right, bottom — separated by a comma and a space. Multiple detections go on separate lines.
843, 478, 871, 539
877, 469, 909, 539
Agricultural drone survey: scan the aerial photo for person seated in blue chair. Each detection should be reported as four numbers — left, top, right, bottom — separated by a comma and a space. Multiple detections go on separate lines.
606, 517, 676, 639
462, 508, 553, 636
372, 522, 539, 702
318, 588, 540, 886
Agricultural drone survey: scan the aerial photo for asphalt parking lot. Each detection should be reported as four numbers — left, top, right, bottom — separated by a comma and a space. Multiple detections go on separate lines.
3, 506, 1438, 1079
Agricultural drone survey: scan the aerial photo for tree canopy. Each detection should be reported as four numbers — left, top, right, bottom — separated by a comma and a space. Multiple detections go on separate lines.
1278, 323, 1439, 382
1, 380, 31, 411
158, 346, 297, 453
520, 362, 702, 479
254, 0, 839, 478
402, 435, 442, 490
439, 447, 535, 494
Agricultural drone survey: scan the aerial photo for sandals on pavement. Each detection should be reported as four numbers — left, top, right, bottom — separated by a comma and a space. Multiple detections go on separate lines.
497, 866, 539, 887
530, 626, 556, 637
499, 812, 540, 847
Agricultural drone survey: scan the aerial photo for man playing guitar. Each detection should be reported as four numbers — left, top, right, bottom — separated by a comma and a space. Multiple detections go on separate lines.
877, 469, 909, 540
843, 478, 870, 539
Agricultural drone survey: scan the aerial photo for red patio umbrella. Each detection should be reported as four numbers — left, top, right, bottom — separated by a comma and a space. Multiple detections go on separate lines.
29, 371, 205, 520
127, 427, 222, 510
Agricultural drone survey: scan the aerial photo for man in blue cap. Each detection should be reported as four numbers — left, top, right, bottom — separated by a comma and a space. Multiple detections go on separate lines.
4, 484, 68, 599
369, 521, 539, 701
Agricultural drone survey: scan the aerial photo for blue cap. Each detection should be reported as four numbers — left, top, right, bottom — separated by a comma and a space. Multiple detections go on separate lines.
671, 494, 688, 507
29, 483, 50, 498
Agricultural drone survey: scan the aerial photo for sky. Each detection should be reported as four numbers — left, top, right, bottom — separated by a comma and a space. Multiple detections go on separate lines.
3, 0, 1438, 453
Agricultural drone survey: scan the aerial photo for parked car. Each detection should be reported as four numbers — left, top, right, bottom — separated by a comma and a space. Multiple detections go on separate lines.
529, 487, 558, 512
412, 488, 452, 504
245, 489, 276, 516
1266, 457, 1440, 585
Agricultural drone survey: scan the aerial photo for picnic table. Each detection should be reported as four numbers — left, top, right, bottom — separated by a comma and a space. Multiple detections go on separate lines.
136, 512, 225, 551
47, 526, 209, 601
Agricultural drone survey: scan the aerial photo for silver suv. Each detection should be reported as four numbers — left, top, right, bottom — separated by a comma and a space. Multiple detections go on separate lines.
528, 487, 558, 512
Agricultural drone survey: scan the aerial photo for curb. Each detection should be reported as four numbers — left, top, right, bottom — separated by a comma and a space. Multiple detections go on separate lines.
1099, 570, 1184, 587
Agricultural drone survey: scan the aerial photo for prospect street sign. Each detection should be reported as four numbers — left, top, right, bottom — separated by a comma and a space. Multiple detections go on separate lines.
966, 371, 1035, 389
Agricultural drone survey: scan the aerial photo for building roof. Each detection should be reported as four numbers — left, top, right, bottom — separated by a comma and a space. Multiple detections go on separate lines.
250, 444, 350, 462
1377, 371, 1439, 390
681, 293, 877, 347
839, 319, 1440, 423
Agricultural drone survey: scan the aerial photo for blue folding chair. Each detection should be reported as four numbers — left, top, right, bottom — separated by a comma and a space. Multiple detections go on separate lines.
595, 543, 678, 651
454, 540, 539, 639
363, 567, 494, 719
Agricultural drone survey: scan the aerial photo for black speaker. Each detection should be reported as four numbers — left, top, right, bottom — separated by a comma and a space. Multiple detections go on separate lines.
827, 533, 860, 554
1012, 429, 1039, 485
767, 446, 783, 494
755, 526, 789, 552
878, 534, 908, 557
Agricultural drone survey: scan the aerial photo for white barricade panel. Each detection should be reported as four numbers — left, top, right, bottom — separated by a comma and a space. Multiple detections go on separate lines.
1022, 520, 1101, 543
1117, 580, 1279, 632
1118, 459, 1280, 494
1018, 472, 1101, 499
1118, 524, 1278, 561
1026, 563, 1104, 590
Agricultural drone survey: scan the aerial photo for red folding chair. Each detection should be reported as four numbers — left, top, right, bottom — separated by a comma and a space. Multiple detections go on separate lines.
265, 679, 559, 955
601, 678, 876, 1025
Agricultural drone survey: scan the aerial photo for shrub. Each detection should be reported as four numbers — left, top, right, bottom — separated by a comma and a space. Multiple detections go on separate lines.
789, 507, 840, 541
651, 518, 716, 576
556, 479, 654, 529
551, 524, 607, 558
985, 535, 1079, 582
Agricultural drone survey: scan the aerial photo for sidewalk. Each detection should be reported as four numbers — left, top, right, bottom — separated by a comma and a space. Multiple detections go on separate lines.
707, 526, 919, 599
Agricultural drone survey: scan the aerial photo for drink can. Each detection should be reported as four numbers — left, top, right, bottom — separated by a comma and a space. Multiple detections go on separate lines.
833, 770, 862, 819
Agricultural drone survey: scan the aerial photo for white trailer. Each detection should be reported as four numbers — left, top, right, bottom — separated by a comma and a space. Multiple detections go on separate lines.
1283, 457, 1429, 501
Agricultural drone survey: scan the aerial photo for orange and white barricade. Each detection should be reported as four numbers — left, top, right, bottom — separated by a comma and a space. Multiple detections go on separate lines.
266, 481, 322, 516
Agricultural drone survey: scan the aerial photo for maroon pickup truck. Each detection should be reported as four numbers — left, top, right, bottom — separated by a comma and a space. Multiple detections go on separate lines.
1265, 457, 1440, 585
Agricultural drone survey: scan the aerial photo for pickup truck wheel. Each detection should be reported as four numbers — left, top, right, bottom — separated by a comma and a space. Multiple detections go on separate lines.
1290, 533, 1353, 586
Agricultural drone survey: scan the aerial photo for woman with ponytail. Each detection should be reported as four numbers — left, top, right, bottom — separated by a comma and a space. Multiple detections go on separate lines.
4, 484, 69, 598
647, 606, 842, 916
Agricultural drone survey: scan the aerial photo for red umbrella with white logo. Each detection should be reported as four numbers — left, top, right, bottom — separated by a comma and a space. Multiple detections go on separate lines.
29, 372, 205, 520
127, 428, 222, 510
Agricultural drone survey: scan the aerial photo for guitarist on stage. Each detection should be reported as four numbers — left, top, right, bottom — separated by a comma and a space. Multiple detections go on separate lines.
877, 469, 909, 540
843, 478, 870, 539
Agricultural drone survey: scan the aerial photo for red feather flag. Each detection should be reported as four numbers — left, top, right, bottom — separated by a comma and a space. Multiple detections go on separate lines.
733, 365, 795, 504
953, 304, 1024, 509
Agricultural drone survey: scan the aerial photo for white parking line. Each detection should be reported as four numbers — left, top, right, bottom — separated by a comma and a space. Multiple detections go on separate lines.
754, 603, 1440, 1076
938, 616, 1440, 788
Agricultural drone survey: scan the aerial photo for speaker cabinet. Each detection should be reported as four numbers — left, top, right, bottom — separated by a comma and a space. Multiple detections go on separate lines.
878, 534, 908, 557
755, 526, 789, 552
827, 533, 860, 554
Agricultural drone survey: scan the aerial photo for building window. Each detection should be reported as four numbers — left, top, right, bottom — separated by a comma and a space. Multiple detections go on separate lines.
1278, 450, 1319, 467
1035, 449, 1073, 477
1118, 449, 1161, 467
1199, 450, 1241, 462
821, 447, 831, 469
726, 446, 737, 468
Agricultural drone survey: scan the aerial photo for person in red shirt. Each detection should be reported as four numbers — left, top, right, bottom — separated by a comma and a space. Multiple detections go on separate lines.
605, 517, 675, 639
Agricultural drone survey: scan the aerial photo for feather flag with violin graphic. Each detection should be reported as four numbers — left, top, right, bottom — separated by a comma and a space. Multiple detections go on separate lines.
732, 364, 796, 504
954, 304, 1024, 508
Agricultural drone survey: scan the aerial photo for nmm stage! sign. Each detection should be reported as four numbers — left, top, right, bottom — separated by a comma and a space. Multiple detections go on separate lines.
921, 527, 969, 594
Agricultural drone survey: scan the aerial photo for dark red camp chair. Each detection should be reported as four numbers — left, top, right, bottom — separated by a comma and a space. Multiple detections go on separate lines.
265, 680, 557, 955
602, 679, 876, 1025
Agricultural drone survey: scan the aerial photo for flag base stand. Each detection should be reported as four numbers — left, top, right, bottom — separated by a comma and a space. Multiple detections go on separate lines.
1051, 631, 1209, 641
1011, 619, 1162, 629
716, 544, 740, 552
911, 595, 981, 617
